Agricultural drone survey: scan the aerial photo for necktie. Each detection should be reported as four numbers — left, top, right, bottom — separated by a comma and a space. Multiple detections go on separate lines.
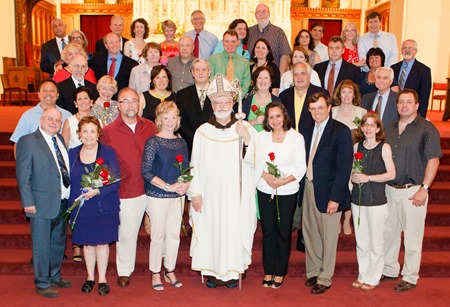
199, 89, 205, 110
108, 58, 116, 77
61, 39, 66, 50
375, 95, 382, 116
327, 63, 335, 96
77, 83, 82, 88
52, 136, 70, 188
398, 62, 407, 90
194, 33, 199, 58
306, 125, 321, 181
226, 55, 234, 82
373, 34, 379, 48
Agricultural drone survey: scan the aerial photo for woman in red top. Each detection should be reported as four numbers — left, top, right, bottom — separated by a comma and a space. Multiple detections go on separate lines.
341, 22, 365, 68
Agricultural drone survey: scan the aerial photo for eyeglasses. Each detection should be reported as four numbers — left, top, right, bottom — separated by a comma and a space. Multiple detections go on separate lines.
71, 36, 83, 41
42, 116, 62, 123
401, 46, 416, 51
71, 64, 88, 70
362, 123, 378, 128
308, 105, 327, 112
118, 99, 139, 104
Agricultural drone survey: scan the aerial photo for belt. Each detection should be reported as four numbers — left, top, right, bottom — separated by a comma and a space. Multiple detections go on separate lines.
387, 183, 418, 189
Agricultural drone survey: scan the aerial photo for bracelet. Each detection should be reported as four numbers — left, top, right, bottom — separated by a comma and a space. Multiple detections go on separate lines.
164, 183, 170, 191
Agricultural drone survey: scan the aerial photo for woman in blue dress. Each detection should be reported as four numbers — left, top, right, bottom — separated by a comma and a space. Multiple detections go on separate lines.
69, 116, 120, 296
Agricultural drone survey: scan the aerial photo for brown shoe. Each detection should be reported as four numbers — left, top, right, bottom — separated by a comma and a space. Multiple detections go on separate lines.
117, 276, 130, 287
305, 276, 318, 287
311, 284, 330, 295
35, 287, 58, 298
380, 274, 398, 282
394, 280, 416, 292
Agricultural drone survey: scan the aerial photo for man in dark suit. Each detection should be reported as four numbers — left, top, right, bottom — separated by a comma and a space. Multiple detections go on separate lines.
301, 93, 353, 294
95, 15, 128, 53
361, 67, 399, 127
57, 54, 98, 114
89, 32, 138, 100
40, 18, 69, 76
391, 39, 431, 118
314, 36, 361, 96
177, 58, 214, 154
16, 107, 72, 298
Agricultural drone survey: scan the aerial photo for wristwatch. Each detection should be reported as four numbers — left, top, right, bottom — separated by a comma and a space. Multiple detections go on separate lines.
421, 183, 429, 190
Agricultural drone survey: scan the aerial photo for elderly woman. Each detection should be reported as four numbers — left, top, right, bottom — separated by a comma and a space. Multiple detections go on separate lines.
91, 76, 119, 126
341, 22, 365, 67
251, 38, 280, 96
53, 43, 96, 84
124, 18, 149, 64
280, 46, 321, 93
139, 65, 176, 122
293, 29, 320, 68
332, 80, 367, 235
69, 116, 120, 295
359, 48, 399, 96
129, 42, 162, 94
142, 101, 189, 291
214, 19, 250, 60
256, 101, 306, 288
243, 66, 281, 132
351, 112, 395, 291
69, 29, 92, 60
160, 20, 179, 66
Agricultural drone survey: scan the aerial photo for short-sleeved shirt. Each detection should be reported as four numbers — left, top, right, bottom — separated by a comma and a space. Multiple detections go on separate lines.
166, 56, 196, 93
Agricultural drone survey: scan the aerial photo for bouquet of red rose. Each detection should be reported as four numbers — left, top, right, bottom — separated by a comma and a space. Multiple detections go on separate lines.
173, 154, 193, 237
59, 157, 119, 231
266, 152, 282, 224
251, 105, 265, 117
353, 152, 364, 227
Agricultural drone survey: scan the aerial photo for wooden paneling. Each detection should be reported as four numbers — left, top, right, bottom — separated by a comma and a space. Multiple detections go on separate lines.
365, 1, 391, 32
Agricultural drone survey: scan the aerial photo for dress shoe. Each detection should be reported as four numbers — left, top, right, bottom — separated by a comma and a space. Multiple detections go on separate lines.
81, 280, 95, 293
35, 287, 58, 298
117, 276, 130, 287
311, 284, 330, 295
51, 279, 72, 288
226, 282, 238, 288
394, 280, 416, 292
305, 276, 318, 287
98, 283, 110, 295
380, 274, 398, 282
205, 280, 218, 288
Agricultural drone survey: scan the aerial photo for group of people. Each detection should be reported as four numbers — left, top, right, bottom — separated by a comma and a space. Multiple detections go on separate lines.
13, 3, 442, 299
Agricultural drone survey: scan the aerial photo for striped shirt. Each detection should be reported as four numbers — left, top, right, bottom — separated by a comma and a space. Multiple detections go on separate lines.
385, 115, 442, 185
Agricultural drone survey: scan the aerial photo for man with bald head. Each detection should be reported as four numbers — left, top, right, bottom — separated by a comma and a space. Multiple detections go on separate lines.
16, 107, 72, 298
247, 3, 291, 74
40, 18, 69, 76
95, 15, 129, 53
57, 53, 98, 114
167, 35, 196, 93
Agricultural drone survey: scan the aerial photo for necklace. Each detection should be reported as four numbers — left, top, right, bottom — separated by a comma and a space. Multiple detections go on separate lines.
154, 90, 169, 101
272, 130, 286, 142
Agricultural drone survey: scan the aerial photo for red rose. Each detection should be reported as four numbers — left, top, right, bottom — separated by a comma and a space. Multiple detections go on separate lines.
102, 179, 109, 185
243, 44, 248, 50
103, 101, 111, 109
251, 105, 258, 112
176, 154, 183, 163
99, 169, 109, 180
96, 157, 105, 166
354, 152, 364, 160
268, 152, 275, 161
368, 110, 375, 114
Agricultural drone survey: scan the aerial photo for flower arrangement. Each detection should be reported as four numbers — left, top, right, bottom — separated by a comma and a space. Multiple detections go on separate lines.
60, 157, 119, 231
173, 154, 193, 237
353, 152, 364, 227
251, 105, 265, 117
266, 152, 281, 224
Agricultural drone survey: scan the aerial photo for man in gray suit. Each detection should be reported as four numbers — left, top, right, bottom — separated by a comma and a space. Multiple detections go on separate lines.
361, 67, 399, 127
16, 107, 72, 298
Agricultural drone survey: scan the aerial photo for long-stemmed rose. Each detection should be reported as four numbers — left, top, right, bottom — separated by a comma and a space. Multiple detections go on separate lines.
266, 152, 281, 224
173, 154, 193, 237
353, 152, 364, 228
251, 105, 265, 117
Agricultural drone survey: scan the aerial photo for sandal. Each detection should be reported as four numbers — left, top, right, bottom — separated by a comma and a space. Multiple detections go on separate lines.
271, 276, 284, 289
164, 270, 182, 288
73, 245, 83, 262
361, 283, 376, 291
352, 280, 363, 289
151, 272, 164, 291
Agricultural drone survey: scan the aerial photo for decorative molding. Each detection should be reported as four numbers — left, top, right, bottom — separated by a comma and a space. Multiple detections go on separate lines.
61, 3, 133, 15
291, 7, 361, 19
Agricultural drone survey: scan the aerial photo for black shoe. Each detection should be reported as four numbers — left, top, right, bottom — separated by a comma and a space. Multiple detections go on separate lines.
311, 284, 330, 294
380, 274, 398, 282
51, 279, 72, 288
226, 282, 238, 288
35, 287, 58, 298
262, 279, 273, 287
81, 280, 95, 293
98, 283, 110, 295
205, 280, 217, 288
394, 280, 416, 292
305, 276, 318, 287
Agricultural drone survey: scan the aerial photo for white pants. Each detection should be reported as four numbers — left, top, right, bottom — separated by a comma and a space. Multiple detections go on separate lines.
352, 203, 387, 286
116, 194, 148, 277
147, 195, 184, 273
383, 185, 427, 285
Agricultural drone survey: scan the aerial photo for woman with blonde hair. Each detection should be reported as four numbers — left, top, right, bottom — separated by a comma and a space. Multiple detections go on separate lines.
53, 43, 96, 84
91, 75, 120, 126
160, 20, 179, 65
341, 22, 365, 67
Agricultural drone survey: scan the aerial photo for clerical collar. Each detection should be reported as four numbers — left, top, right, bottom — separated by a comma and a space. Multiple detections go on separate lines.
207, 114, 237, 129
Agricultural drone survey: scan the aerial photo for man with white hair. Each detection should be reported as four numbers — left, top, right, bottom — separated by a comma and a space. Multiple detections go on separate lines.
95, 15, 129, 53
185, 10, 218, 59
189, 73, 257, 288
